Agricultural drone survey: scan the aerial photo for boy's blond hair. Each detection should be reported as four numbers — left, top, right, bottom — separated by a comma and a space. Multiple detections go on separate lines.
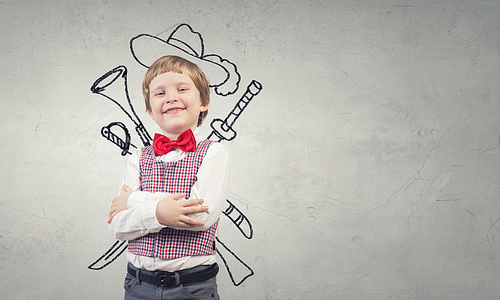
142, 55, 210, 127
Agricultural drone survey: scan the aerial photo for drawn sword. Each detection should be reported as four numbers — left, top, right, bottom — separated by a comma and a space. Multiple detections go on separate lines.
207, 80, 262, 142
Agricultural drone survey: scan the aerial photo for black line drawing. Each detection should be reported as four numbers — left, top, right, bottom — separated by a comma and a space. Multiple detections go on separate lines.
88, 240, 127, 270
222, 200, 253, 239
208, 80, 262, 142
91, 65, 152, 151
89, 23, 261, 286
216, 237, 254, 287
216, 200, 254, 286
101, 122, 135, 156
130, 23, 241, 97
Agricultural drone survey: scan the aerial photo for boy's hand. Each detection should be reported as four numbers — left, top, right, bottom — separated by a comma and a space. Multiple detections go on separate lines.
108, 185, 133, 224
156, 193, 209, 228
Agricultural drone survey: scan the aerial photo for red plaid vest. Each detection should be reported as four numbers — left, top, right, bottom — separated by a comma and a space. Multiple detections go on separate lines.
127, 139, 219, 259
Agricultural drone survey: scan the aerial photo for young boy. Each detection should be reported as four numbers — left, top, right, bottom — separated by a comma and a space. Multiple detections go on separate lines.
107, 55, 230, 300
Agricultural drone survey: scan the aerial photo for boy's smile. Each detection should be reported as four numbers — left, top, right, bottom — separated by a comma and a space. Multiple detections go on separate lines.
165, 108, 184, 114
148, 72, 208, 139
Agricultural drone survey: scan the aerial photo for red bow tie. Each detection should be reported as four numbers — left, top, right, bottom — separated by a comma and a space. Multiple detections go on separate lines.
152, 129, 197, 156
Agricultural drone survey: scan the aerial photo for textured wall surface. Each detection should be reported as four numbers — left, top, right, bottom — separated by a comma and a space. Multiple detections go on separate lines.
1, 0, 500, 299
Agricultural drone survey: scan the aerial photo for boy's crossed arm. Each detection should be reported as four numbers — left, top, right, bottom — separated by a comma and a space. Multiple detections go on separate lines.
108, 185, 209, 227
108, 142, 230, 240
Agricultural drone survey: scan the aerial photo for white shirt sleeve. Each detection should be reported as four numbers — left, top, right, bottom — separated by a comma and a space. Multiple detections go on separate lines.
108, 141, 231, 240
108, 147, 166, 241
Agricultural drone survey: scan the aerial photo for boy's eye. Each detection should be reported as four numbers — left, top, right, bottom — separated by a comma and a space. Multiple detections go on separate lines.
154, 91, 165, 96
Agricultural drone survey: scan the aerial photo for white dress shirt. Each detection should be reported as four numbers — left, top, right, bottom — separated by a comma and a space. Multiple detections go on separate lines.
108, 129, 231, 272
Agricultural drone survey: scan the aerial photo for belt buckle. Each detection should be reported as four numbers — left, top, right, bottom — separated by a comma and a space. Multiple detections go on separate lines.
158, 273, 176, 286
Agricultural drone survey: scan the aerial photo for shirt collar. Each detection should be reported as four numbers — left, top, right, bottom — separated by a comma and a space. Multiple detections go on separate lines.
192, 127, 203, 144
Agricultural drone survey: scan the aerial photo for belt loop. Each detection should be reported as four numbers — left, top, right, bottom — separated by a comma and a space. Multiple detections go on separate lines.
174, 272, 181, 286
135, 268, 141, 285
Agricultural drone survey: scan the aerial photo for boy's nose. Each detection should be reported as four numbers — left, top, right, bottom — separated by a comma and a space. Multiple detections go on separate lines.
166, 98, 178, 104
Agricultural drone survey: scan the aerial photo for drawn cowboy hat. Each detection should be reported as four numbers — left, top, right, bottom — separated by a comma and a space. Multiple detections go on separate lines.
130, 23, 230, 88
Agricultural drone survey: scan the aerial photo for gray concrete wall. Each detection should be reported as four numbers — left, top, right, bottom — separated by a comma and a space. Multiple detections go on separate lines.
1, 0, 500, 299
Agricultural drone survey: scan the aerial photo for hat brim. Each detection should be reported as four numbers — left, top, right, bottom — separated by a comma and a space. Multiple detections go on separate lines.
130, 34, 229, 87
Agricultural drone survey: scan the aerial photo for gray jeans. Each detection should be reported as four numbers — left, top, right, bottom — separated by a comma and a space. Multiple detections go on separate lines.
124, 264, 220, 300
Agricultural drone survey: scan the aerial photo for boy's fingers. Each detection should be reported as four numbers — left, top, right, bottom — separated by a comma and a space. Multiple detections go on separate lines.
181, 198, 204, 207
107, 212, 115, 224
122, 185, 133, 193
185, 205, 209, 214
169, 193, 187, 200
184, 214, 205, 225
179, 217, 205, 227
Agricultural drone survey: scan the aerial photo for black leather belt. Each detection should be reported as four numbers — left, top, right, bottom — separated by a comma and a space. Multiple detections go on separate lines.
127, 263, 219, 287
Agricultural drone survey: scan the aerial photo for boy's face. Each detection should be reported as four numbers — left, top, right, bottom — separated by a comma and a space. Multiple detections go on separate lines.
148, 71, 208, 139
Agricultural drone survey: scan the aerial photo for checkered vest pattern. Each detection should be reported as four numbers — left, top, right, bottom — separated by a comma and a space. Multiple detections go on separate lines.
127, 139, 219, 259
